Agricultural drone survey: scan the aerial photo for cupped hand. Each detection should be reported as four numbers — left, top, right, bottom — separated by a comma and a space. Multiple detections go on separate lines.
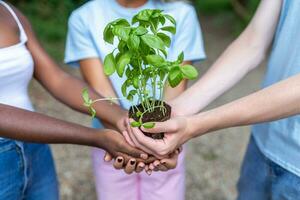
99, 129, 150, 174
124, 117, 192, 158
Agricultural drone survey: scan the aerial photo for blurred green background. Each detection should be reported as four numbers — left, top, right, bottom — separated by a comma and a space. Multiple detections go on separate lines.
9, 0, 259, 61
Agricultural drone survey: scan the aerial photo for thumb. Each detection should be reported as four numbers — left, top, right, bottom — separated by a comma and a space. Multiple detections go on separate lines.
141, 119, 177, 134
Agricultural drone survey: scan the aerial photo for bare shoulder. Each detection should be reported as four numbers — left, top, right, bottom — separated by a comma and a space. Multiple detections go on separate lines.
6, 3, 34, 37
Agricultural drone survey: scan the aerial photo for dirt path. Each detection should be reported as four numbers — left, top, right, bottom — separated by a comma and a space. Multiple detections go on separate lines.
29, 15, 266, 200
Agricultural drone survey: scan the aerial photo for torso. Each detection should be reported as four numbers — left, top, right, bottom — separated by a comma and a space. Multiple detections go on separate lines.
0, 1, 34, 111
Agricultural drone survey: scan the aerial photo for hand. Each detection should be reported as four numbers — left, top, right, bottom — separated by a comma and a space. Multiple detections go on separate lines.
97, 129, 149, 174
145, 147, 182, 175
125, 117, 192, 158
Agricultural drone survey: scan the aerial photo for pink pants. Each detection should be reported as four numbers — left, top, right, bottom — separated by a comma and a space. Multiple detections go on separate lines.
92, 147, 186, 200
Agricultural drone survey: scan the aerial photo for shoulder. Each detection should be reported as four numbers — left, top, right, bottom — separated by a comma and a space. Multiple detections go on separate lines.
68, 0, 100, 27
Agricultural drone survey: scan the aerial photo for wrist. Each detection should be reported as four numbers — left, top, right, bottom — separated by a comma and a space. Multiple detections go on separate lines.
95, 102, 127, 127
188, 111, 216, 139
92, 129, 109, 149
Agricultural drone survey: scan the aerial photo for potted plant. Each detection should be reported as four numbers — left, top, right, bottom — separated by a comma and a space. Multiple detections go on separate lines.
82, 9, 198, 139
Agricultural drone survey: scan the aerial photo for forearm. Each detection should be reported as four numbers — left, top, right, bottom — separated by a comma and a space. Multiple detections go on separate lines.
173, 44, 264, 115
49, 73, 126, 126
189, 74, 300, 137
0, 103, 101, 147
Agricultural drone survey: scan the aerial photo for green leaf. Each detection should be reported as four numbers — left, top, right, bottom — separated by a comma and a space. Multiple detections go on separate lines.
117, 40, 128, 53
103, 53, 116, 76
127, 94, 134, 101
146, 55, 165, 67
131, 121, 141, 127
177, 51, 184, 64
161, 26, 176, 34
168, 66, 183, 87
128, 34, 140, 51
142, 122, 155, 129
159, 16, 166, 25
112, 26, 131, 41
129, 90, 137, 96
111, 19, 130, 27
121, 82, 127, 97
82, 88, 89, 103
133, 76, 139, 89
157, 33, 171, 47
125, 67, 131, 78
136, 9, 153, 21
103, 25, 114, 44
159, 49, 168, 58
116, 52, 131, 77
165, 14, 176, 25
141, 34, 165, 51
135, 26, 148, 36
136, 111, 142, 117
180, 65, 199, 80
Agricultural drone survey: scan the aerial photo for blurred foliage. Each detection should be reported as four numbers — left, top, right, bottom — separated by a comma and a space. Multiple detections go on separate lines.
7, 0, 259, 61
8, 0, 86, 61
193, 0, 260, 34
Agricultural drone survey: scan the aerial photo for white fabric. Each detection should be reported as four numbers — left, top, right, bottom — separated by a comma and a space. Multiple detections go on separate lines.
0, 1, 34, 112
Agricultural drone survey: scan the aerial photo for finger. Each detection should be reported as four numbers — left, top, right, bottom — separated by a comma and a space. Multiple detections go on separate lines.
177, 146, 183, 154
160, 152, 179, 170
127, 124, 157, 156
146, 169, 152, 176
122, 130, 136, 147
149, 163, 155, 171
157, 164, 168, 171
124, 159, 137, 174
140, 120, 176, 133
130, 126, 166, 157
153, 160, 160, 168
145, 165, 149, 172
135, 162, 145, 173
104, 152, 113, 162
120, 141, 148, 160
113, 156, 124, 170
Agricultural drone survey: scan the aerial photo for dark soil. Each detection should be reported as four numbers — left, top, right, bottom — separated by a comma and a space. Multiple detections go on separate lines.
128, 101, 171, 139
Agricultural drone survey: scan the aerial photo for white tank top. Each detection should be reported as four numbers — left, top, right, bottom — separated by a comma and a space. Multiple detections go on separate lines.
0, 1, 34, 111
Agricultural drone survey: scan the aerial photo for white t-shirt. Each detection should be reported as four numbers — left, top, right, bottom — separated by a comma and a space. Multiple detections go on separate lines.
65, 0, 206, 109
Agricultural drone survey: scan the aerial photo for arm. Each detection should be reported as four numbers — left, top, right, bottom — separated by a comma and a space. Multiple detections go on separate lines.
189, 73, 300, 137
128, 73, 300, 157
79, 58, 121, 129
14, 8, 126, 128
172, 0, 283, 115
0, 103, 145, 161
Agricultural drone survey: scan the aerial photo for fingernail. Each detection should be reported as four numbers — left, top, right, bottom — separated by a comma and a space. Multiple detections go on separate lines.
141, 154, 148, 159
138, 164, 145, 168
117, 158, 123, 162
147, 171, 152, 176
130, 160, 136, 165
